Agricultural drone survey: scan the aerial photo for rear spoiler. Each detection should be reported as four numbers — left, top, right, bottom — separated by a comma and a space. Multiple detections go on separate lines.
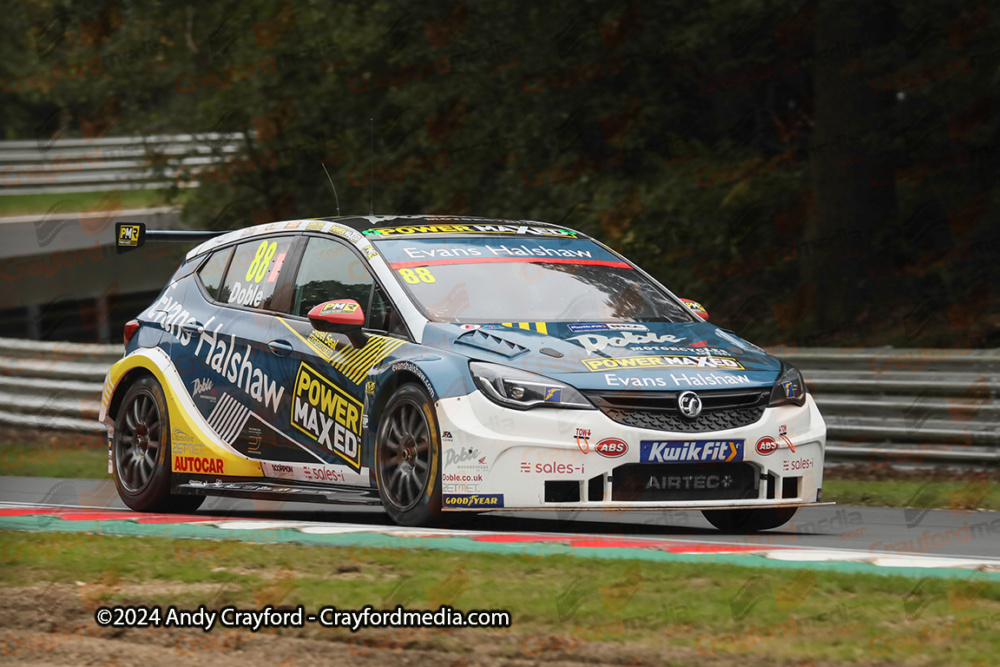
115, 222, 223, 254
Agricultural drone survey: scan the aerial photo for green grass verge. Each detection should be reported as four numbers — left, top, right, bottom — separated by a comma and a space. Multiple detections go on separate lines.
0, 189, 185, 216
0, 443, 109, 479
1, 530, 997, 664
823, 479, 1000, 512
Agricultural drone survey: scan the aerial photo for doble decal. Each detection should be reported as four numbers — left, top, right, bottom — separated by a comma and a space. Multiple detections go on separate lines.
291, 362, 364, 470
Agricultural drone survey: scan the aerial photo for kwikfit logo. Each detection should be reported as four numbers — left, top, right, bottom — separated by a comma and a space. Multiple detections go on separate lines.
640, 440, 744, 463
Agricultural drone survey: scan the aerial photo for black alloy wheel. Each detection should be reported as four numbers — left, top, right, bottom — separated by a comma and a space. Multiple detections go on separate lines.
375, 384, 442, 526
112, 375, 204, 513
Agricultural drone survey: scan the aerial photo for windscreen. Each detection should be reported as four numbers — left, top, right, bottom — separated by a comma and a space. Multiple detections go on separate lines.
372, 236, 692, 323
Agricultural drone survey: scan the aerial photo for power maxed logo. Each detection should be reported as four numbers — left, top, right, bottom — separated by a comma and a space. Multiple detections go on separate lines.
582, 355, 745, 372
291, 362, 364, 471
640, 440, 744, 463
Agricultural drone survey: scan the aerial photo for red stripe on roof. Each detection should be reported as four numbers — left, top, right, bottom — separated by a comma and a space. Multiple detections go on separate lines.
389, 258, 631, 269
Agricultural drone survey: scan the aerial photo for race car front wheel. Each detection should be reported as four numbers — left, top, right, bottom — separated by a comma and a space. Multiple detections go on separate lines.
701, 507, 798, 533
113, 375, 204, 514
375, 384, 442, 526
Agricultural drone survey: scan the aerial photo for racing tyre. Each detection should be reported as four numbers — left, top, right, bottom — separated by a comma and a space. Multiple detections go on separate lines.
701, 507, 798, 533
112, 376, 205, 514
375, 384, 442, 526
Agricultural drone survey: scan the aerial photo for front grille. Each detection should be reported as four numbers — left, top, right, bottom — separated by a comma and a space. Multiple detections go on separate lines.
612, 463, 758, 502
583, 388, 768, 433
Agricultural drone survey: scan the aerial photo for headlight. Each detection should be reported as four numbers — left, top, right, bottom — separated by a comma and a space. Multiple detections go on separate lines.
469, 361, 594, 410
769, 363, 807, 407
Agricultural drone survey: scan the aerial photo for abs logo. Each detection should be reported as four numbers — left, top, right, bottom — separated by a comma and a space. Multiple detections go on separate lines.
755, 436, 778, 456
595, 438, 628, 458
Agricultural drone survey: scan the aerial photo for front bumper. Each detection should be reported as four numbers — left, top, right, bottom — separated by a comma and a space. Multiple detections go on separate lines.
436, 390, 826, 511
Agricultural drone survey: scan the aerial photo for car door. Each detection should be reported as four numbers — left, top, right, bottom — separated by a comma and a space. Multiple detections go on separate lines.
182, 233, 306, 462
267, 233, 408, 485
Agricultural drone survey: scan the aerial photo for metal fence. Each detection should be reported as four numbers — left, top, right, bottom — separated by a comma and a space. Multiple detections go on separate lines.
0, 134, 243, 196
0, 337, 996, 467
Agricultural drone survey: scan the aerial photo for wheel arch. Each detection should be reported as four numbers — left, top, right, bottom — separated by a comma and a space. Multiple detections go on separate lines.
107, 367, 156, 423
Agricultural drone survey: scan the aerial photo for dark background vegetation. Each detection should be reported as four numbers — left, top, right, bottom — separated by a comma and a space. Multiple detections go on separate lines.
2, 0, 998, 348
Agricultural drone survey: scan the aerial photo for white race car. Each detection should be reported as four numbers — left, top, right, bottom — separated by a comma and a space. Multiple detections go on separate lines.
100, 215, 826, 532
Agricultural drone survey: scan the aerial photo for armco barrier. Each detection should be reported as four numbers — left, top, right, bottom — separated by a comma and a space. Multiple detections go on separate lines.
0, 134, 242, 196
781, 347, 1000, 466
0, 337, 996, 467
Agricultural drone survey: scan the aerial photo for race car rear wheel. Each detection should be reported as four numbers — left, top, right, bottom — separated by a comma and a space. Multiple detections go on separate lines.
113, 376, 204, 514
375, 384, 442, 526
701, 507, 798, 533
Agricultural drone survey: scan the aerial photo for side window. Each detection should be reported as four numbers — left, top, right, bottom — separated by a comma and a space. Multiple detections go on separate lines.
197, 247, 233, 301
291, 237, 373, 317
218, 237, 294, 310
369, 283, 407, 337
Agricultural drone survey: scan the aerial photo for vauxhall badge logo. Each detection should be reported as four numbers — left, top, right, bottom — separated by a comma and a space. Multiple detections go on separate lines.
678, 391, 702, 419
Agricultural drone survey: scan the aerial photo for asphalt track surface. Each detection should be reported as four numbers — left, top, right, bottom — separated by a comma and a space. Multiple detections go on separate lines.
1, 475, 999, 561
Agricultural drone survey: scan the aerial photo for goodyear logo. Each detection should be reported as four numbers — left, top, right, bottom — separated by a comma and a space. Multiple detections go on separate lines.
582, 355, 745, 372
291, 362, 364, 470
543, 387, 561, 403
118, 223, 141, 247
640, 440, 744, 463
443, 494, 504, 508
321, 301, 358, 315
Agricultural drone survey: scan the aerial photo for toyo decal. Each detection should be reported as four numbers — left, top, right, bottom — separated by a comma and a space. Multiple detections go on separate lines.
583, 355, 745, 372
291, 362, 364, 470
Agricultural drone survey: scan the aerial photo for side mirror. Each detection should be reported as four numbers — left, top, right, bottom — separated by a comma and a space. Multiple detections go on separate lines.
308, 299, 367, 346
680, 298, 709, 321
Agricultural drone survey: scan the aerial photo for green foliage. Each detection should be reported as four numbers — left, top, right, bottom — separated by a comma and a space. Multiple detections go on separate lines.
2, 0, 997, 346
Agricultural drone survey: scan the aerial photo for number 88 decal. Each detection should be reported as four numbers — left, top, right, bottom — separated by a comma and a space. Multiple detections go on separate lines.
398, 267, 435, 284
245, 241, 277, 283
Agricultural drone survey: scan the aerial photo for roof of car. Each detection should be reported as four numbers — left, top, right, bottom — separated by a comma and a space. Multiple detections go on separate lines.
185, 215, 589, 261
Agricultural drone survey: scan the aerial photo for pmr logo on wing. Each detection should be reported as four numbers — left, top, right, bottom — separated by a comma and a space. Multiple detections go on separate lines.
582, 355, 745, 372
291, 362, 364, 470
640, 440, 744, 463
321, 301, 358, 315
118, 223, 142, 247
443, 494, 504, 508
